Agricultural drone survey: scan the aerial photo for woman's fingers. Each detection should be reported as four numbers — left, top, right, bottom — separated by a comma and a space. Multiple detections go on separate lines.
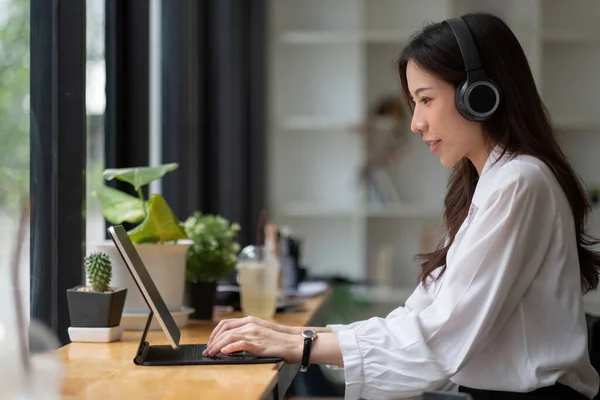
205, 323, 255, 355
221, 340, 257, 355
207, 318, 237, 343
207, 316, 280, 345
203, 324, 297, 362
204, 323, 262, 356
204, 330, 243, 357
208, 316, 253, 344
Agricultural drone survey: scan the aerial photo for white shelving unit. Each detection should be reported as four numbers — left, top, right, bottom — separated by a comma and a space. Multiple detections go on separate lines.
267, 0, 600, 287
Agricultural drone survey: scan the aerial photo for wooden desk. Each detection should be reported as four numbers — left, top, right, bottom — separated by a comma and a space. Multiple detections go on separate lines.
58, 289, 332, 400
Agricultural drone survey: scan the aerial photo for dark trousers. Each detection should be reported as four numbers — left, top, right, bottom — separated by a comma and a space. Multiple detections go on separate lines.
458, 382, 589, 400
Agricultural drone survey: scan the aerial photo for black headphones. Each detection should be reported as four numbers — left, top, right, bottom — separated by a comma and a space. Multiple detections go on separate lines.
443, 17, 501, 122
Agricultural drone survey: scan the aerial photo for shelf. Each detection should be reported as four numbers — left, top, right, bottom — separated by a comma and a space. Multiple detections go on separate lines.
554, 119, 600, 132
278, 30, 416, 44
278, 202, 442, 218
541, 0, 600, 45
542, 43, 600, 125
278, 29, 600, 46
542, 30, 600, 43
272, 0, 360, 34
365, 203, 442, 218
279, 31, 360, 44
278, 203, 358, 217
280, 116, 358, 131
364, 0, 451, 37
363, 30, 413, 43
272, 44, 362, 118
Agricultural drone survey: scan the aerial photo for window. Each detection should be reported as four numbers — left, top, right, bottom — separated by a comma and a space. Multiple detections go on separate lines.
86, 0, 106, 249
0, 0, 30, 315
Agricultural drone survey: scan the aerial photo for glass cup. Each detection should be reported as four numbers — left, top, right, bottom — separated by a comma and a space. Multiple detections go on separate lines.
236, 245, 280, 319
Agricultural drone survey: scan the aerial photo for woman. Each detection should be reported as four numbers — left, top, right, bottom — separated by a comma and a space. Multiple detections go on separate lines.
203, 12, 600, 400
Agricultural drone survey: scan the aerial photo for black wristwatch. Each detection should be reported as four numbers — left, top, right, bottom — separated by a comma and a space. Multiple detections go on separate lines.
300, 329, 318, 372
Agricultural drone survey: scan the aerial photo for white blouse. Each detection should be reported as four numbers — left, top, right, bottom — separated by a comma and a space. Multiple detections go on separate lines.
328, 148, 600, 400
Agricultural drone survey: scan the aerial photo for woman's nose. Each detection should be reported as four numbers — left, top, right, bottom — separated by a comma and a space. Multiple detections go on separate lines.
411, 112, 427, 134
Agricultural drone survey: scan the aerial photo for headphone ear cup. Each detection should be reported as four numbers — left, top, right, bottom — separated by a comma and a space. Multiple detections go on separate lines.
455, 80, 473, 121
463, 79, 501, 122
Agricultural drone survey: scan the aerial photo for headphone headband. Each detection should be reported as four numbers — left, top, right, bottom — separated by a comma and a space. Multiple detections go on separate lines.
442, 16, 501, 122
444, 17, 482, 72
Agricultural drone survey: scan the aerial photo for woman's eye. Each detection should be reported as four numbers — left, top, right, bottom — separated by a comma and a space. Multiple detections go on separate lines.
420, 97, 431, 105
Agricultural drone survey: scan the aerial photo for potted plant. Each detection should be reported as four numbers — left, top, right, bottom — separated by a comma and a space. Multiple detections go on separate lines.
67, 252, 127, 341
183, 211, 241, 319
89, 163, 192, 319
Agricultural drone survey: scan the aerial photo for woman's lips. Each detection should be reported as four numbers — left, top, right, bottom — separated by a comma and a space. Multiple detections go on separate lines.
425, 140, 441, 153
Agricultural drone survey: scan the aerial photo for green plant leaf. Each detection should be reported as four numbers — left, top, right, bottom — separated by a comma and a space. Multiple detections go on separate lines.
103, 163, 178, 191
183, 212, 240, 283
91, 184, 146, 224
127, 194, 187, 244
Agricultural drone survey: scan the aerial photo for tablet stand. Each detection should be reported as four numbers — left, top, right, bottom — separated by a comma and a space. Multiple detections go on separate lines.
134, 311, 154, 364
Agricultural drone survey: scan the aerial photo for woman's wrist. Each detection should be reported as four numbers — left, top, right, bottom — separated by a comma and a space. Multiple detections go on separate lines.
285, 332, 343, 367
284, 326, 332, 335
286, 333, 305, 364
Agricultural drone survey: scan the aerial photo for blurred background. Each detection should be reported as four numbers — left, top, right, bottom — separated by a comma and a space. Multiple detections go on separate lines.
266, 0, 600, 291
0, 0, 599, 397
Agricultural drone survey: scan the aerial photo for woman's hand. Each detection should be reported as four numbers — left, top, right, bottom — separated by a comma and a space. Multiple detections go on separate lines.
202, 322, 303, 363
207, 316, 295, 346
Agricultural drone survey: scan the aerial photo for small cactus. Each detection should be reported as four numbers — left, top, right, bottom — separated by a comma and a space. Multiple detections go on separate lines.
85, 252, 112, 292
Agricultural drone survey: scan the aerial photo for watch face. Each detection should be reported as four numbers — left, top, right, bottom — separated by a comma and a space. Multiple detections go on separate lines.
302, 330, 317, 339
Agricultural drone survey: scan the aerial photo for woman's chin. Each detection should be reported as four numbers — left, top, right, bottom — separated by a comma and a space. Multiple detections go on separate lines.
438, 155, 451, 168
439, 154, 459, 169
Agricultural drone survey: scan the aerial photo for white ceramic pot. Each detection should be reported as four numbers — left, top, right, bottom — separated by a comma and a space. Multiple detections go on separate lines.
88, 240, 192, 314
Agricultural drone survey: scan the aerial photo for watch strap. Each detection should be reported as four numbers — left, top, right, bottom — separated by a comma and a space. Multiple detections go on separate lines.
300, 336, 312, 371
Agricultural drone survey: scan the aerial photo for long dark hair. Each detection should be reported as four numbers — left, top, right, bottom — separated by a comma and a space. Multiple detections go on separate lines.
397, 12, 600, 293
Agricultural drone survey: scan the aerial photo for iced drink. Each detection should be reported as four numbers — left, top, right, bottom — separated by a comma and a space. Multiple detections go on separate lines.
236, 245, 280, 319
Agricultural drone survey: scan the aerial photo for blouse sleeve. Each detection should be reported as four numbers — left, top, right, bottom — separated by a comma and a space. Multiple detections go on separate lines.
337, 165, 555, 400
327, 282, 433, 333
